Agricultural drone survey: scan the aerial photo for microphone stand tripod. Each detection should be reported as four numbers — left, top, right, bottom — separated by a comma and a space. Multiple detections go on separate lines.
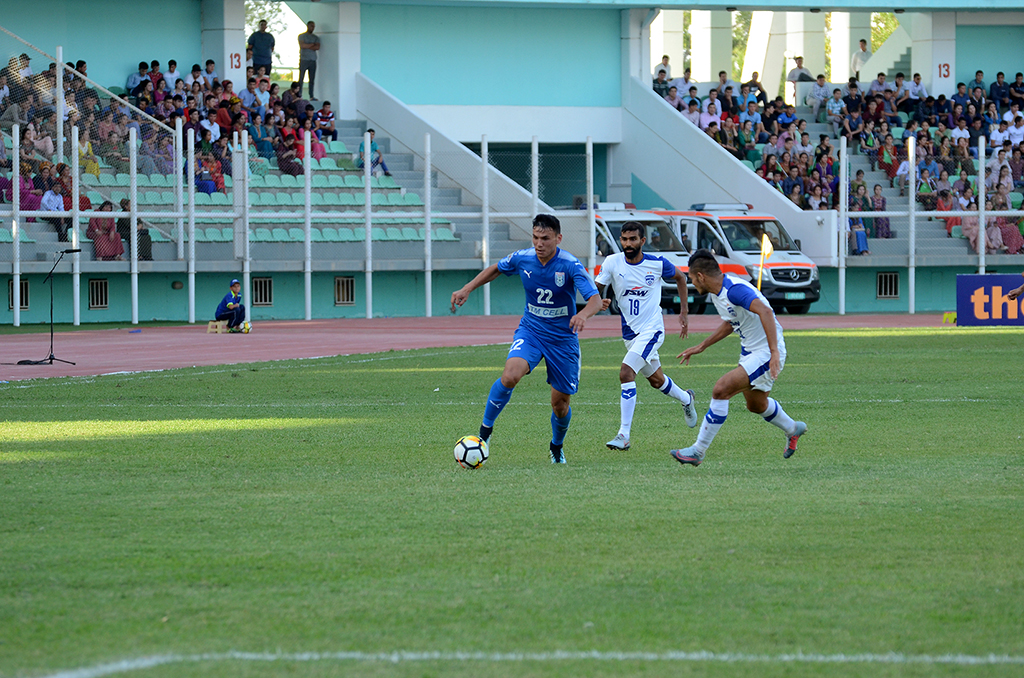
17, 250, 76, 366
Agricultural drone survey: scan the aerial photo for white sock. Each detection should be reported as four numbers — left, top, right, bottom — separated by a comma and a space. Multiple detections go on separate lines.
618, 382, 637, 437
759, 398, 796, 435
658, 376, 692, 404
694, 398, 729, 452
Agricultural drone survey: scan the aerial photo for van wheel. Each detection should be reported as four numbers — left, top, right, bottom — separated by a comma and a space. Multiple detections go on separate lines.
787, 304, 811, 315
687, 302, 706, 315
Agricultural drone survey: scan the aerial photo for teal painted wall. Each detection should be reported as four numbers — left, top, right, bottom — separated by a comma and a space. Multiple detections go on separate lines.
816, 266, 971, 314
360, 5, 621, 107
1, 270, 525, 325
1, 0, 202, 92
955, 26, 1024, 90
631, 174, 675, 210
467, 143, 608, 208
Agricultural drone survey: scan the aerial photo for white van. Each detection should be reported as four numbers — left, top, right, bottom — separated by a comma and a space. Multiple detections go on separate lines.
653, 204, 821, 314
593, 204, 695, 313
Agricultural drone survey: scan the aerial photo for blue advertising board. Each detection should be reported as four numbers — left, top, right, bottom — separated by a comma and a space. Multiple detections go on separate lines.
956, 274, 1024, 326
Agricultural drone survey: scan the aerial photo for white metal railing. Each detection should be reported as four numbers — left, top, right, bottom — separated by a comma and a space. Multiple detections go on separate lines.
1, 124, 596, 326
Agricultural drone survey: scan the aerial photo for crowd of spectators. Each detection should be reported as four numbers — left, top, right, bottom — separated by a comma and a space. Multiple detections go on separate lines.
655, 60, 1024, 255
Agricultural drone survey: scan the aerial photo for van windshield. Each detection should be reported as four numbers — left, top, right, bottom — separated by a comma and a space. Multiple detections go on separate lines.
717, 219, 797, 252
605, 222, 688, 253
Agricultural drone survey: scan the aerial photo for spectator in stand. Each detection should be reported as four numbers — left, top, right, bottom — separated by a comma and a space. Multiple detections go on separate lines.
715, 70, 737, 100
148, 60, 163, 88
848, 184, 871, 253
314, 101, 337, 141
781, 165, 804, 196
702, 88, 721, 113
670, 67, 695, 90
868, 72, 891, 95
969, 70, 987, 96
653, 70, 670, 97
807, 74, 830, 123
716, 117, 743, 160
126, 61, 148, 93
951, 82, 970, 111
917, 168, 937, 209
276, 120, 303, 176
743, 71, 769, 107
163, 60, 181, 92
842, 107, 865, 149
825, 88, 845, 138
41, 182, 69, 241
738, 99, 764, 140
249, 20, 276, 76
296, 116, 326, 160
1009, 147, 1024, 187
664, 86, 684, 111
682, 99, 701, 126
358, 128, 390, 176
248, 113, 274, 159
202, 59, 218, 89
871, 185, 891, 238
989, 72, 1011, 113
681, 85, 700, 108
240, 77, 265, 122
184, 64, 204, 90
737, 120, 759, 161
298, 21, 320, 99
1009, 72, 1024, 106
851, 39, 871, 81
699, 103, 720, 131
906, 73, 927, 115
968, 117, 986, 153
968, 87, 986, 117
86, 201, 123, 261
785, 56, 812, 102
1009, 116, 1024, 146
842, 83, 864, 115
653, 55, 671, 80
961, 202, 1004, 254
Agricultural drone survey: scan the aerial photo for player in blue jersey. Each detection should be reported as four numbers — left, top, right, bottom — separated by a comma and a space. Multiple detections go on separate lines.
450, 214, 604, 463
670, 249, 806, 466
595, 222, 698, 451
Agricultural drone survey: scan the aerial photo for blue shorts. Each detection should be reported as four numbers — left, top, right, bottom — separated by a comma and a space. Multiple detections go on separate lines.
507, 327, 581, 395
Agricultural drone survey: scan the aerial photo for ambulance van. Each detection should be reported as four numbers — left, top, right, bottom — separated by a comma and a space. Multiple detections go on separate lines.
653, 204, 820, 314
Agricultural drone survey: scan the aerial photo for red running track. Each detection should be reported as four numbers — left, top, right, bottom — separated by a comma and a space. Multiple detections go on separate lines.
0, 314, 950, 382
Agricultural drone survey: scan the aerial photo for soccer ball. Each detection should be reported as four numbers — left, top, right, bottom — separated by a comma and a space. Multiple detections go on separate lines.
241, 321, 252, 334
454, 435, 489, 469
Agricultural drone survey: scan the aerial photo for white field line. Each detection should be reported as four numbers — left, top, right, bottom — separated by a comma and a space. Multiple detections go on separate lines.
39, 649, 1024, 678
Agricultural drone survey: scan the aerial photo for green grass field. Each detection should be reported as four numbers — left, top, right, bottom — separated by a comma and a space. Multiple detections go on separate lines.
1, 327, 1022, 677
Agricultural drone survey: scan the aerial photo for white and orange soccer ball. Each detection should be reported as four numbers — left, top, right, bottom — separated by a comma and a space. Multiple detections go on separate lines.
454, 435, 489, 469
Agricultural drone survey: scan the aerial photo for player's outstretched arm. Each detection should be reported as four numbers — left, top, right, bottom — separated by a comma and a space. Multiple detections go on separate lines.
678, 320, 732, 365
451, 264, 501, 312
673, 269, 690, 339
750, 298, 782, 378
569, 293, 605, 334
596, 283, 612, 312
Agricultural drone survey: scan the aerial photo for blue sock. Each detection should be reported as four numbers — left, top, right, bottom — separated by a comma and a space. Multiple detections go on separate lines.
551, 407, 572, 446
482, 379, 514, 427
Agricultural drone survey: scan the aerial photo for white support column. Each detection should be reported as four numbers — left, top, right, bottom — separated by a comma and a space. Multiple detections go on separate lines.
481, 134, 490, 316
743, 12, 788, 99
424, 133, 432, 318
659, 11, 686, 73
175, 119, 184, 261
907, 136, 917, 315
363, 131, 373, 319
785, 12, 826, 102
187, 129, 196, 324
531, 136, 539, 218
129, 126, 139, 325
910, 12, 956, 99
56, 46, 64, 164
978, 136, 987, 275
303, 132, 312, 321
71, 125, 80, 326
12, 124, 20, 327
690, 11, 732, 84
838, 136, 848, 315
240, 136, 251, 324
586, 137, 595, 275
201, 0, 246, 94
830, 12, 872, 83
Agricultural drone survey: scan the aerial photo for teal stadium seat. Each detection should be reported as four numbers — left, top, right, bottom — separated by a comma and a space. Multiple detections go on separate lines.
321, 227, 340, 242
329, 141, 348, 154
222, 227, 234, 241
248, 175, 266, 188
386, 227, 406, 241
313, 174, 329, 188
264, 174, 282, 188
289, 227, 306, 240
210, 192, 230, 206
404, 193, 424, 206
280, 174, 299, 188
379, 175, 399, 189
272, 228, 291, 241
338, 227, 357, 242
345, 175, 363, 188
99, 174, 117, 186
150, 174, 169, 187
434, 227, 458, 241
402, 227, 422, 240
324, 193, 341, 206
328, 174, 346, 188
388, 193, 404, 206
311, 228, 325, 242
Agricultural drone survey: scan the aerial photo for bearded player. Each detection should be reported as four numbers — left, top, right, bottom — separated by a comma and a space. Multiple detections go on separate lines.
595, 221, 698, 451
670, 249, 806, 466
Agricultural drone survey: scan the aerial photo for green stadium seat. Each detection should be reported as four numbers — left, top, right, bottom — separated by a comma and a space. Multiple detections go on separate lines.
138, 174, 154, 187
149, 229, 168, 243
150, 174, 169, 187
338, 227, 357, 242
99, 174, 117, 186
741, 160, 755, 170
324, 193, 341, 206
344, 175, 362, 188
210, 192, 230, 206
313, 174, 329, 188
329, 141, 348, 154
328, 174, 346, 188
272, 227, 291, 241
81, 174, 100, 186
194, 192, 213, 205
19, 229, 36, 243
339, 193, 358, 206
0, 229, 12, 243
404, 193, 424, 206
87, 191, 104, 204
371, 194, 389, 206
264, 174, 282, 188
108, 86, 127, 96
387, 193, 404, 206
310, 227, 325, 242
289, 227, 306, 241
249, 175, 266, 188
145, 190, 162, 205
110, 190, 128, 203
951, 225, 965, 239
321, 227, 341, 242
205, 227, 224, 242
249, 192, 261, 205
433, 227, 458, 241
280, 174, 299, 188
378, 175, 399, 189
115, 173, 130, 186
275, 192, 293, 206
1011, 193, 1023, 210
386, 227, 406, 241
254, 228, 273, 242
221, 227, 234, 241
223, 175, 233, 188
402, 227, 421, 241
319, 157, 339, 170
370, 227, 389, 240
160, 191, 175, 204
311, 193, 325, 206
369, 177, 382, 189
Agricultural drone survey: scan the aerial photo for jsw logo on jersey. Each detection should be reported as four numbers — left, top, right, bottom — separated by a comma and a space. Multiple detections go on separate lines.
622, 287, 650, 297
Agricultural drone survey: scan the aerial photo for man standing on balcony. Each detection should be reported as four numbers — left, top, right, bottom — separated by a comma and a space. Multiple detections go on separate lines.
249, 20, 276, 80
298, 21, 320, 101
851, 39, 871, 82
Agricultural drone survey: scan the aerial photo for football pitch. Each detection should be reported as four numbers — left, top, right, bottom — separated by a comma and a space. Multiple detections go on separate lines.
1, 326, 1022, 677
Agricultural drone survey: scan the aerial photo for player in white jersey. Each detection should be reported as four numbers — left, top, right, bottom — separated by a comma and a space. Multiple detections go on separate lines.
594, 222, 698, 451
669, 249, 806, 465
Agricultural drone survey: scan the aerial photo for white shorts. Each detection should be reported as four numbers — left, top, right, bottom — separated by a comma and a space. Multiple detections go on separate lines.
739, 348, 786, 392
622, 329, 665, 378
